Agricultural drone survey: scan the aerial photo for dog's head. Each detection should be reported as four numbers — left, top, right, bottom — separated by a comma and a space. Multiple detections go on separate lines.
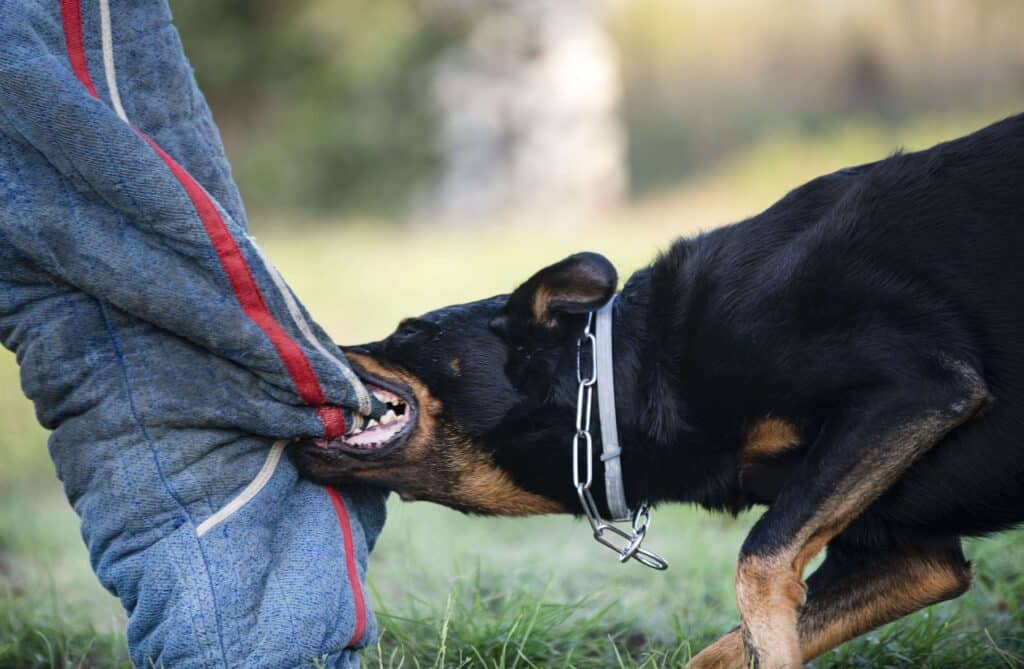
293, 252, 618, 515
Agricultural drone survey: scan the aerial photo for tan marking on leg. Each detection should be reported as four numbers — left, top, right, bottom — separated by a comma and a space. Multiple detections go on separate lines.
743, 418, 801, 462
735, 555, 804, 668
792, 524, 840, 577
697, 548, 970, 667
688, 629, 747, 669
735, 359, 988, 669
800, 552, 971, 662
735, 435, 930, 669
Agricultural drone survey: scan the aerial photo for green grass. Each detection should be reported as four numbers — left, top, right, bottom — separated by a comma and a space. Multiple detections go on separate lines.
356, 505, 1024, 668
3, 107, 1024, 668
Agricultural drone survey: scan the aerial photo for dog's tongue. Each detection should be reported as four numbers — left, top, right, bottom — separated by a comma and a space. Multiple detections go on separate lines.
345, 417, 406, 446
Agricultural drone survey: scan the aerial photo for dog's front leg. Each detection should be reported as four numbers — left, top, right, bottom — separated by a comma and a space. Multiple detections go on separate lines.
731, 358, 989, 669
688, 539, 971, 669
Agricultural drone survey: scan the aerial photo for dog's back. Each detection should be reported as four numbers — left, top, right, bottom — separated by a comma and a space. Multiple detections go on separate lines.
700, 113, 1024, 540
865, 115, 1024, 538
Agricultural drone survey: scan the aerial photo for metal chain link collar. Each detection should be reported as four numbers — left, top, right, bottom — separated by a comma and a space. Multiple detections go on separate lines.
571, 303, 668, 571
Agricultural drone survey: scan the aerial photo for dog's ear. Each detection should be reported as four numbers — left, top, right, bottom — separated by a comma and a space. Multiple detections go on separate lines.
492, 252, 617, 337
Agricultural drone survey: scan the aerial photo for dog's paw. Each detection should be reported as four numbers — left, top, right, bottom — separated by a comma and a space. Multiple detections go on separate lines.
688, 628, 748, 669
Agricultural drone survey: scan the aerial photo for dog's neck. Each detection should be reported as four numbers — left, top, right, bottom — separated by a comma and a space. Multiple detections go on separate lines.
597, 265, 749, 515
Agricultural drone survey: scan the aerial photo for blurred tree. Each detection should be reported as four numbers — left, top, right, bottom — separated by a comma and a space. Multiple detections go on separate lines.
172, 0, 469, 216
424, 0, 626, 222
607, 0, 1024, 197
170, 0, 1024, 218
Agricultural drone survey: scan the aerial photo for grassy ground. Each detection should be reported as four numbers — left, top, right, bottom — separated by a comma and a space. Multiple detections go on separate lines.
2, 108, 1024, 668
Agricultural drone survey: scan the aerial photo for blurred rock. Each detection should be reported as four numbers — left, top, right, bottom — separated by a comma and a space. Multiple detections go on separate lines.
422, 0, 626, 222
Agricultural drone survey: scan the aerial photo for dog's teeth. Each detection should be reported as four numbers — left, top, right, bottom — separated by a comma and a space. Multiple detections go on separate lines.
372, 389, 397, 403
380, 410, 397, 425
366, 419, 379, 429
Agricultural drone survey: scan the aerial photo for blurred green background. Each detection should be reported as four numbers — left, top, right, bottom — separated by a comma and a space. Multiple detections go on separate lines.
172, 0, 1024, 216
3, 1, 1024, 667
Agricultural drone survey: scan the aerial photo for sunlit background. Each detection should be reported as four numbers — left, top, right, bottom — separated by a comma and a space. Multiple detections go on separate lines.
2, 1, 1023, 666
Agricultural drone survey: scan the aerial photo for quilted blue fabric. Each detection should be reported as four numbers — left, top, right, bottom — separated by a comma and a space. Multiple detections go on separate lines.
0, 1, 386, 666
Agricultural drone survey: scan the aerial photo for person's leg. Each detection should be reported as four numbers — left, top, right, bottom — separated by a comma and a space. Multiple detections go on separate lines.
0, 1, 386, 665
1, 283, 387, 667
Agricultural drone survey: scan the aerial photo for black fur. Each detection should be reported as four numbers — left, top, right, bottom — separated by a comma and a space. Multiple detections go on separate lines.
295, 114, 1024, 663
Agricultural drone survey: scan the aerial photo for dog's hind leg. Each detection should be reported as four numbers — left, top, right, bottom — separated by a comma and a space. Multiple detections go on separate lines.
732, 357, 990, 669
688, 540, 971, 669
798, 539, 971, 660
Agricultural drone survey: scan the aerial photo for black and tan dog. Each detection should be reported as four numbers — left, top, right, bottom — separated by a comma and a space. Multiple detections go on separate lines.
296, 114, 1024, 668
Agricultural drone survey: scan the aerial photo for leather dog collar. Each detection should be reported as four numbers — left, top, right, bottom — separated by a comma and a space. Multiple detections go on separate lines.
595, 295, 630, 521
572, 295, 668, 570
